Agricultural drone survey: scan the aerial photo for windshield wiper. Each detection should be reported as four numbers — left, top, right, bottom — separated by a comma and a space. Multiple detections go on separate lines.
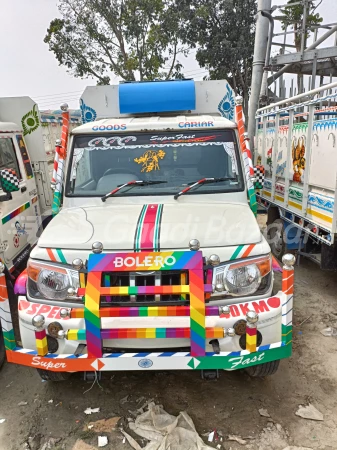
174, 177, 237, 200
101, 180, 167, 202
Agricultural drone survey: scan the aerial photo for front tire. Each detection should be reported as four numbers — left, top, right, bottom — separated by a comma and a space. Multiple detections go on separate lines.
37, 369, 71, 381
245, 359, 280, 377
268, 218, 286, 260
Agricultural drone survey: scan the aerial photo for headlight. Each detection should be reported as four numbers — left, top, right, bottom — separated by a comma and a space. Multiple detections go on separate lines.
27, 260, 79, 301
212, 254, 272, 297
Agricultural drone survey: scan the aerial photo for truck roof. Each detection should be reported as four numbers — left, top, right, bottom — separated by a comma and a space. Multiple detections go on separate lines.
72, 114, 236, 135
0, 122, 22, 133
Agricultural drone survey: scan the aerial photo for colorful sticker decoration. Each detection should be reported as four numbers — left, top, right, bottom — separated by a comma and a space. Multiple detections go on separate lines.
2, 202, 30, 225
80, 99, 97, 124
0, 169, 20, 193
134, 150, 166, 172
21, 105, 40, 136
254, 165, 265, 189
218, 84, 235, 121
292, 136, 306, 182
134, 204, 163, 252
16, 136, 34, 179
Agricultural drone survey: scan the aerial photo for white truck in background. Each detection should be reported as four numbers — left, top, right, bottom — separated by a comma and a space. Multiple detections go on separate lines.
255, 82, 337, 270
0, 98, 82, 367
0, 97, 55, 274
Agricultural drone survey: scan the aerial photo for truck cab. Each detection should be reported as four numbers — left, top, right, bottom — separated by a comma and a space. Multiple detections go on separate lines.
6, 81, 294, 379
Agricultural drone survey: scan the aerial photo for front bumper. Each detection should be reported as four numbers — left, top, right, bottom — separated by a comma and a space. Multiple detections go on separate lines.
12, 290, 293, 372
2, 250, 294, 372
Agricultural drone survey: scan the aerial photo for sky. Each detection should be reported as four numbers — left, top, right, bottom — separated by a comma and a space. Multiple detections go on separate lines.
0, 0, 336, 110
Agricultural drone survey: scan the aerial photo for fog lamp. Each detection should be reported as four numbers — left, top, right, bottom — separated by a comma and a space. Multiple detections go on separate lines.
233, 319, 247, 335
47, 321, 63, 338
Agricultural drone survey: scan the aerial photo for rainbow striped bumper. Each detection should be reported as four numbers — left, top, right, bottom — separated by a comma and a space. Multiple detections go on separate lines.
3, 251, 294, 373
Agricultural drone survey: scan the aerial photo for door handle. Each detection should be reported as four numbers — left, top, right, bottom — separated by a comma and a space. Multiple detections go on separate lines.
21, 186, 27, 193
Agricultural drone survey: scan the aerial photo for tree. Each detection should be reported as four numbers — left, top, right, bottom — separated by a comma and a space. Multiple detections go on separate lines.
44, 0, 187, 84
280, 0, 323, 52
178, 0, 257, 118
280, 0, 323, 92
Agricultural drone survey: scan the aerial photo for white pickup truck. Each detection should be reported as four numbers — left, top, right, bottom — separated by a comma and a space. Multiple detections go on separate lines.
1, 80, 295, 380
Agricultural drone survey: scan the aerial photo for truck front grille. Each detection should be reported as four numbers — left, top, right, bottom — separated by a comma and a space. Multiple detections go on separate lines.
100, 270, 189, 305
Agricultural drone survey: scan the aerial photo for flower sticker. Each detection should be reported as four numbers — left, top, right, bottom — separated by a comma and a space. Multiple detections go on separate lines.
21, 105, 40, 136
80, 99, 97, 123
134, 150, 166, 172
218, 84, 235, 121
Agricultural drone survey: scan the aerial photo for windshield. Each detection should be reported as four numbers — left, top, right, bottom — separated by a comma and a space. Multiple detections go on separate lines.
66, 130, 244, 197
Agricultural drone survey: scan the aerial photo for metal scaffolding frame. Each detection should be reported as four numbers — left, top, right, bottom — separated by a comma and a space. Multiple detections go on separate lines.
249, 0, 337, 150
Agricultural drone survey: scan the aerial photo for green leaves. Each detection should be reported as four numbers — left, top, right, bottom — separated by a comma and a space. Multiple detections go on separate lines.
280, 0, 323, 51
45, 0, 187, 83
178, 0, 257, 116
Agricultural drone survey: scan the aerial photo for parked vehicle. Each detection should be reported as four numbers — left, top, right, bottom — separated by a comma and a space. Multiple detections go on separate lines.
1, 80, 295, 380
0, 97, 55, 274
255, 82, 337, 270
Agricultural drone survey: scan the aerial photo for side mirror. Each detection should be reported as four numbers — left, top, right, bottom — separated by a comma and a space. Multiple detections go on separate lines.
0, 169, 20, 193
253, 165, 265, 189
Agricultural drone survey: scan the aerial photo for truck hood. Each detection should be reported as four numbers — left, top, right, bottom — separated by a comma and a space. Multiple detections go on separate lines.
38, 202, 261, 250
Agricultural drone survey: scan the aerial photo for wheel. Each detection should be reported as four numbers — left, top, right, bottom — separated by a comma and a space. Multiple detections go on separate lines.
37, 369, 71, 381
245, 359, 280, 377
0, 327, 5, 369
268, 218, 286, 260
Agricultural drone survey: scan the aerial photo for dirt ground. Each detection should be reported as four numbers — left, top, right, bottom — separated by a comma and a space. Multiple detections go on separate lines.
1, 242, 337, 449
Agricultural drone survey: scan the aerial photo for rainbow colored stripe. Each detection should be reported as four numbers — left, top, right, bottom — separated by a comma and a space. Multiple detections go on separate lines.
100, 327, 224, 340
35, 329, 48, 356
189, 269, 206, 356
99, 285, 191, 296
70, 305, 220, 319
84, 271, 102, 357
67, 329, 86, 340
88, 251, 204, 272
2, 202, 30, 225
78, 284, 212, 297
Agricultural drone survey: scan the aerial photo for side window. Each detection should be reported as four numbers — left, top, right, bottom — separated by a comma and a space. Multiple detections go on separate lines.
0, 138, 22, 180
75, 148, 91, 186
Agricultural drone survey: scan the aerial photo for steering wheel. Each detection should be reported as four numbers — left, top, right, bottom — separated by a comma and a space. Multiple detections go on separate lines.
102, 168, 140, 178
